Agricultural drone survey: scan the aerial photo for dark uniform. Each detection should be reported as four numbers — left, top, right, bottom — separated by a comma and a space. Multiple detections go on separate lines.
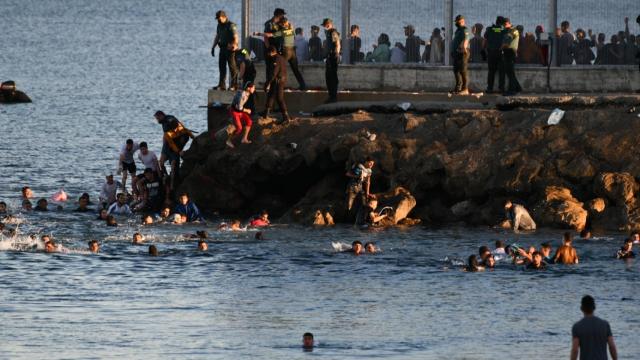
235, 49, 256, 84
263, 18, 280, 80
309, 31, 324, 62
265, 53, 290, 122
405, 35, 423, 63
216, 20, 239, 89
325, 25, 340, 102
279, 24, 307, 90
500, 27, 522, 94
451, 23, 471, 92
484, 22, 504, 92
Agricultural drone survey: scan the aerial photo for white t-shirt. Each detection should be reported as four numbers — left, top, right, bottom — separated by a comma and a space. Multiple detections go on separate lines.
120, 143, 140, 164
138, 150, 160, 173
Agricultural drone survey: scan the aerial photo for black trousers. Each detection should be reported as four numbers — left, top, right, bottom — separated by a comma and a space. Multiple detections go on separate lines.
283, 47, 306, 89
487, 49, 503, 91
500, 49, 522, 92
452, 52, 469, 91
219, 48, 238, 88
266, 79, 288, 115
325, 55, 339, 100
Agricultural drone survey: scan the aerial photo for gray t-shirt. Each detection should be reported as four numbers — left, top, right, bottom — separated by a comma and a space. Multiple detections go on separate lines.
572, 316, 612, 360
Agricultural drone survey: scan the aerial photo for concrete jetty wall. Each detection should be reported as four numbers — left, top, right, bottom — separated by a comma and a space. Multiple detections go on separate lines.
252, 63, 639, 93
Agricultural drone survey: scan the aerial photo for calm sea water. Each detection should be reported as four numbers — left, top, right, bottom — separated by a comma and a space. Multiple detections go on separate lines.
1, 1, 639, 359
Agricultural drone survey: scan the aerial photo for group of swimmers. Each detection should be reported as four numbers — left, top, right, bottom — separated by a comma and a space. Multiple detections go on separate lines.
463, 231, 637, 272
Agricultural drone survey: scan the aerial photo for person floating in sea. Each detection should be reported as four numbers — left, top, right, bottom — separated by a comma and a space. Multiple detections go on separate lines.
34, 198, 49, 212
365, 242, 378, 254
227, 81, 256, 148
249, 210, 270, 227
174, 193, 204, 223
503, 200, 536, 232
351, 240, 364, 255
88, 240, 100, 253
197, 239, 208, 251
525, 251, 547, 270
106, 215, 118, 227
464, 254, 484, 272
302, 332, 314, 351
74, 196, 92, 212
132, 232, 144, 245
107, 193, 132, 216
554, 232, 579, 264
616, 238, 635, 259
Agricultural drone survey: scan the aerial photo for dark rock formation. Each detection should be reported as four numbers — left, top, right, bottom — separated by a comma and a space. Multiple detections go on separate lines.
180, 97, 640, 229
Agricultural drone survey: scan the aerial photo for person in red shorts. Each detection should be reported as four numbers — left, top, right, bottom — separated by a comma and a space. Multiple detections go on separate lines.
227, 81, 256, 148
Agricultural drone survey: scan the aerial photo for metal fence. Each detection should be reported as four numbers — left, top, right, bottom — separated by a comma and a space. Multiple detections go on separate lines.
240, 0, 640, 66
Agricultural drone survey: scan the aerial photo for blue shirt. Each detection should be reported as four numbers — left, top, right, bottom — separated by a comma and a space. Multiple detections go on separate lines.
174, 201, 204, 222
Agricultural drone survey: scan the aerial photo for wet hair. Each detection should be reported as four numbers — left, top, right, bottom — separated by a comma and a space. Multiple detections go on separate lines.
563, 232, 572, 243
197, 239, 207, 246
142, 215, 153, 224
532, 251, 542, 258
149, 245, 158, 256
196, 230, 208, 239
81, 192, 90, 199
88, 239, 99, 247
126, 139, 133, 145
495, 240, 505, 248
139, 141, 148, 149
624, 238, 633, 244
295, 27, 303, 35
106, 215, 117, 226
581, 295, 595, 313
541, 242, 551, 250
231, 219, 241, 226
466, 255, 479, 271
22, 199, 32, 207
37, 198, 47, 205
0, 201, 6, 207
352, 240, 363, 247
154, 110, 165, 118
303, 332, 313, 338
478, 245, 490, 256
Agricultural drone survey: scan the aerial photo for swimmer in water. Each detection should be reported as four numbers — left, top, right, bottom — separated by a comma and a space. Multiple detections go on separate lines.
159, 207, 171, 221
365, 242, 377, 254
579, 229, 591, 241
97, 209, 109, 221
249, 210, 270, 227
0, 201, 7, 216
540, 242, 554, 264
185, 230, 208, 239
74, 196, 92, 212
22, 199, 33, 212
88, 240, 100, 253
616, 238, 635, 259
132, 232, 144, 245
630, 231, 640, 244
464, 255, 484, 272
302, 332, 314, 350
148, 245, 158, 256
230, 219, 242, 231
21, 186, 33, 200
351, 240, 364, 255
106, 215, 118, 227
554, 232, 579, 264
41, 235, 51, 247
482, 254, 496, 269
526, 251, 547, 270
478, 245, 491, 263
142, 214, 154, 225
45, 240, 57, 253
197, 239, 208, 251
34, 198, 48, 212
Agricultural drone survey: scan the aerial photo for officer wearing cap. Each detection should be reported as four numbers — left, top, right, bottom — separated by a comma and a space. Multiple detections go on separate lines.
451, 14, 472, 95
212, 10, 239, 90
322, 18, 341, 103
235, 48, 256, 85
263, 8, 286, 80
484, 16, 505, 93
500, 17, 522, 95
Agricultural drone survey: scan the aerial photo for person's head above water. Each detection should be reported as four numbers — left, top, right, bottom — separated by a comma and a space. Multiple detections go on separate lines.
302, 332, 314, 349
45, 240, 57, 253
622, 238, 633, 252
106, 215, 117, 226
0, 201, 6, 213
540, 242, 552, 256
160, 207, 171, 218
197, 240, 208, 251
142, 215, 154, 225
478, 245, 491, 259
351, 241, 364, 255
365, 242, 376, 253
367, 198, 378, 209
629, 232, 639, 243
22, 199, 32, 211
148, 245, 158, 256
132, 232, 144, 244
531, 251, 543, 267
36, 198, 48, 209
495, 240, 505, 249
22, 186, 33, 199
88, 240, 99, 253
196, 230, 208, 239
178, 193, 189, 206
579, 229, 591, 239
116, 192, 126, 205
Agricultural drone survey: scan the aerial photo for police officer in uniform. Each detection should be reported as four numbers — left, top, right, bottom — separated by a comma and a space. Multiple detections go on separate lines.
279, 18, 307, 90
451, 15, 471, 95
211, 10, 239, 90
264, 46, 291, 124
322, 18, 341, 103
235, 48, 256, 85
484, 16, 505, 93
263, 8, 286, 81
500, 18, 522, 95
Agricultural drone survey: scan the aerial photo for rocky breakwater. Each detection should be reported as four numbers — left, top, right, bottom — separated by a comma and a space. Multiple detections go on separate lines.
179, 95, 640, 230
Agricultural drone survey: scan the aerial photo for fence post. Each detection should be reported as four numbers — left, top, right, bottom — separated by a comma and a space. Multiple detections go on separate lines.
444, 0, 453, 66
341, 0, 351, 64
241, 0, 251, 49
548, 0, 557, 66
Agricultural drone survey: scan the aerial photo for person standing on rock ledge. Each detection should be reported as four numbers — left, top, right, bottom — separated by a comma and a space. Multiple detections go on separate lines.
211, 10, 239, 90
263, 46, 291, 124
345, 157, 375, 212
451, 15, 471, 95
503, 200, 536, 232
322, 18, 340, 103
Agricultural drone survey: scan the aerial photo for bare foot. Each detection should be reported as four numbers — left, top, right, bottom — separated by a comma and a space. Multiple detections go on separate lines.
225, 139, 235, 148
241, 139, 252, 144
